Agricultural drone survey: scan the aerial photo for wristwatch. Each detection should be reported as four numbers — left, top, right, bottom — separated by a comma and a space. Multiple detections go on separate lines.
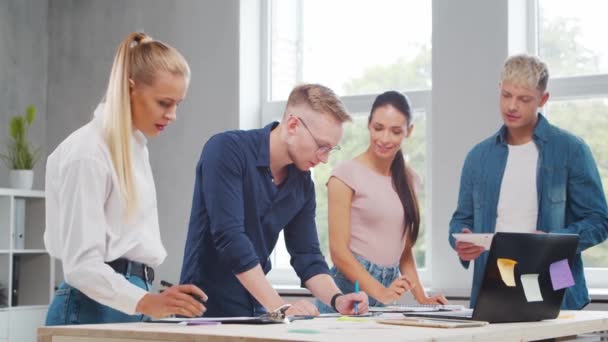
330, 293, 344, 312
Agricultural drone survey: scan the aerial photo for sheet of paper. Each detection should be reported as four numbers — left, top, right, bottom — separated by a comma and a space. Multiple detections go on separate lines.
521, 274, 543, 302
496, 258, 518, 287
452, 233, 494, 250
549, 259, 575, 290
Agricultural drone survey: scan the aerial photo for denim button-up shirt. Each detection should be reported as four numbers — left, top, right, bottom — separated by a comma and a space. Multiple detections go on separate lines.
449, 114, 608, 310
180, 122, 330, 317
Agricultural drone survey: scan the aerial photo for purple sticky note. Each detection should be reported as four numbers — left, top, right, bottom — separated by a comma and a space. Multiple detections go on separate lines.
549, 259, 575, 290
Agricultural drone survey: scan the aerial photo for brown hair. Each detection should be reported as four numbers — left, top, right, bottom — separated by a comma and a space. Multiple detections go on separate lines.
369, 91, 420, 244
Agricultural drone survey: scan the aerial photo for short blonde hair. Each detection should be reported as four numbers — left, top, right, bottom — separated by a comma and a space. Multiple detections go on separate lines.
285, 84, 351, 123
104, 32, 189, 219
501, 54, 549, 92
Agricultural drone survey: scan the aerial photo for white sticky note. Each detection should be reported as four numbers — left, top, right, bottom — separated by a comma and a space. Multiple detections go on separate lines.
521, 274, 543, 302
497, 258, 518, 287
452, 233, 494, 250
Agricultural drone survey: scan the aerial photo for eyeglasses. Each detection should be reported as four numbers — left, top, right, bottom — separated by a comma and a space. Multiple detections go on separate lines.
295, 116, 341, 156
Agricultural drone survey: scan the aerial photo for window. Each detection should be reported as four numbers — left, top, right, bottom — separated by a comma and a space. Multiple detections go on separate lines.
538, 1, 608, 78
264, 0, 432, 285
268, 0, 432, 101
537, 1, 608, 271
546, 98, 608, 267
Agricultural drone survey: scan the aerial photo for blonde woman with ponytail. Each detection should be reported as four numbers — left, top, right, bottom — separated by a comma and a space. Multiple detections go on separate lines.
44, 32, 206, 325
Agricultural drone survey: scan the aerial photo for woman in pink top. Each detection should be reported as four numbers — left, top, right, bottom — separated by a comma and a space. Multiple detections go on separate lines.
317, 91, 447, 312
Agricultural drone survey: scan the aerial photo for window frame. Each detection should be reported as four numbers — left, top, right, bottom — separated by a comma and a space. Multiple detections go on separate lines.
530, 0, 608, 287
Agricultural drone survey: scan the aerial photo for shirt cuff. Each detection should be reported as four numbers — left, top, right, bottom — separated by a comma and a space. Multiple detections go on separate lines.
114, 283, 149, 315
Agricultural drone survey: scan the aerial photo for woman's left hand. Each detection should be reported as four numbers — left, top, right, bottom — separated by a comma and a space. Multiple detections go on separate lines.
417, 294, 448, 305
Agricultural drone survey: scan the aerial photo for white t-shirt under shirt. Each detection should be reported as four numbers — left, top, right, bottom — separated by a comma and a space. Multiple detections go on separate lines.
495, 140, 539, 233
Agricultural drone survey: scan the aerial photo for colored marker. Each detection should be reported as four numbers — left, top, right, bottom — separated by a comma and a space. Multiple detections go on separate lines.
354, 280, 359, 315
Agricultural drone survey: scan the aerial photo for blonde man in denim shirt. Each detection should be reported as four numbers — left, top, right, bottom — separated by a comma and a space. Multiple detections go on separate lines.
449, 54, 608, 310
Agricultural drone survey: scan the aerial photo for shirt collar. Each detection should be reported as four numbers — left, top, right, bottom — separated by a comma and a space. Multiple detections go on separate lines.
494, 113, 550, 145
95, 102, 148, 146
256, 121, 280, 167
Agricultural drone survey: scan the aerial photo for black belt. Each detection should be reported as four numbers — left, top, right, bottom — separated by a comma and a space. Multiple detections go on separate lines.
106, 258, 155, 283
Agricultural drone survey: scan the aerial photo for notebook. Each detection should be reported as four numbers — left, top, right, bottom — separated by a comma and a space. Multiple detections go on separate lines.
405, 232, 579, 323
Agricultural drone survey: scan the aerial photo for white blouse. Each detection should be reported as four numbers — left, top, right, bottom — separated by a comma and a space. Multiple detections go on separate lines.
44, 104, 167, 315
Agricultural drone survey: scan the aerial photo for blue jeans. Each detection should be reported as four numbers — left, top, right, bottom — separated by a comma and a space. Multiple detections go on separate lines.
45, 275, 150, 325
316, 254, 400, 313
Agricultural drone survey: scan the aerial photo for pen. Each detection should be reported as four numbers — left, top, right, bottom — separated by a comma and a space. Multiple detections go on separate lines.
354, 280, 359, 315
160, 280, 207, 303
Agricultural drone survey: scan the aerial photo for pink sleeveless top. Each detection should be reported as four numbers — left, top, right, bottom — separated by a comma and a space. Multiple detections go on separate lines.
330, 159, 407, 266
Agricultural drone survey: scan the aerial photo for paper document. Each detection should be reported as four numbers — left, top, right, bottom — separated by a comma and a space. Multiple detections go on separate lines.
150, 316, 287, 325
521, 274, 543, 302
369, 304, 465, 313
452, 233, 494, 250
496, 258, 518, 287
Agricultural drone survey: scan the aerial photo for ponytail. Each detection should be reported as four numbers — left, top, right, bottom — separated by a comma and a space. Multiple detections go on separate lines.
369, 90, 420, 244
390, 150, 420, 244
102, 32, 189, 220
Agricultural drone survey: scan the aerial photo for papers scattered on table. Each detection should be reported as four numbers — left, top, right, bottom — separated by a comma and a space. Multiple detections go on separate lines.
150, 316, 287, 325
369, 304, 466, 313
377, 316, 488, 328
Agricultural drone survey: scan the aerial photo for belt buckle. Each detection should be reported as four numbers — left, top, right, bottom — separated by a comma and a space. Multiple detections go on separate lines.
144, 266, 154, 283
144, 265, 149, 283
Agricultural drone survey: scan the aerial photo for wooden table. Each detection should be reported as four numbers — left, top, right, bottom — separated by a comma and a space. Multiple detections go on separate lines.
38, 311, 608, 342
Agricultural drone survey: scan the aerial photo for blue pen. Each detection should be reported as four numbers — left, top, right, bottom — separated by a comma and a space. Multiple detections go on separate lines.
354, 280, 359, 315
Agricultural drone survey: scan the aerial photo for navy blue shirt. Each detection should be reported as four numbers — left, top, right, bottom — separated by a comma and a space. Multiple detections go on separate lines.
180, 123, 330, 317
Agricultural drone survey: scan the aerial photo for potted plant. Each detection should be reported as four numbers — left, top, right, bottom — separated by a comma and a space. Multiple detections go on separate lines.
0, 105, 40, 189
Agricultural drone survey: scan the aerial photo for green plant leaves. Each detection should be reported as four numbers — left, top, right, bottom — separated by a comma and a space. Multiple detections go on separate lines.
26, 105, 36, 125
1, 105, 39, 170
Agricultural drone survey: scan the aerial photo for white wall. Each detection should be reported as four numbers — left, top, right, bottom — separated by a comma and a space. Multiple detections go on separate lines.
429, 0, 508, 290
46, 0, 241, 286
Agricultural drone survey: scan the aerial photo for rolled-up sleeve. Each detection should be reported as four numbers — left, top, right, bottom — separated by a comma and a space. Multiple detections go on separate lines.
283, 180, 330, 287
200, 135, 260, 274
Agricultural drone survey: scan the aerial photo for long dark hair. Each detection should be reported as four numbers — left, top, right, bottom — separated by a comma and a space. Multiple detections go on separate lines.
369, 91, 420, 245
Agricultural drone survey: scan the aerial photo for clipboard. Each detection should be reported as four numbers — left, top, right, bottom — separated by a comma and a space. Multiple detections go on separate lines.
376, 317, 488, 328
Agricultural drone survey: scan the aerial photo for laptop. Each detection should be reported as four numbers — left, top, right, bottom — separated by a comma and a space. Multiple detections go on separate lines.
405, 232, 579, 323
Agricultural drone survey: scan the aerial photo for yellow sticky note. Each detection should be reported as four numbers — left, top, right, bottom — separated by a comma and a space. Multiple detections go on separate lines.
337, 316, 370, 322
497, 258, 518, 287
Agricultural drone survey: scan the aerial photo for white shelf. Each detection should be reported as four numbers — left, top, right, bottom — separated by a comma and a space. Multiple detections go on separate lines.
11, 250, 47, 255
7, 305, 48, 311
0, 188, 44, 198
0, 188, 50, 342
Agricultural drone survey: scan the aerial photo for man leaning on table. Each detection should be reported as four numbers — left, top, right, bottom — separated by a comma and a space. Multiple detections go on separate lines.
180, 84, 369, 317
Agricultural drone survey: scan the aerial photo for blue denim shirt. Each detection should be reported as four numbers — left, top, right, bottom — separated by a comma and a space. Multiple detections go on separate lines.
180, 122, 330, 317
449, 114, 608, 310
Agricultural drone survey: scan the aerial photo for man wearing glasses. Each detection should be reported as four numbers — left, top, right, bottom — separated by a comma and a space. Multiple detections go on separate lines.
180, 84, 369, 317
